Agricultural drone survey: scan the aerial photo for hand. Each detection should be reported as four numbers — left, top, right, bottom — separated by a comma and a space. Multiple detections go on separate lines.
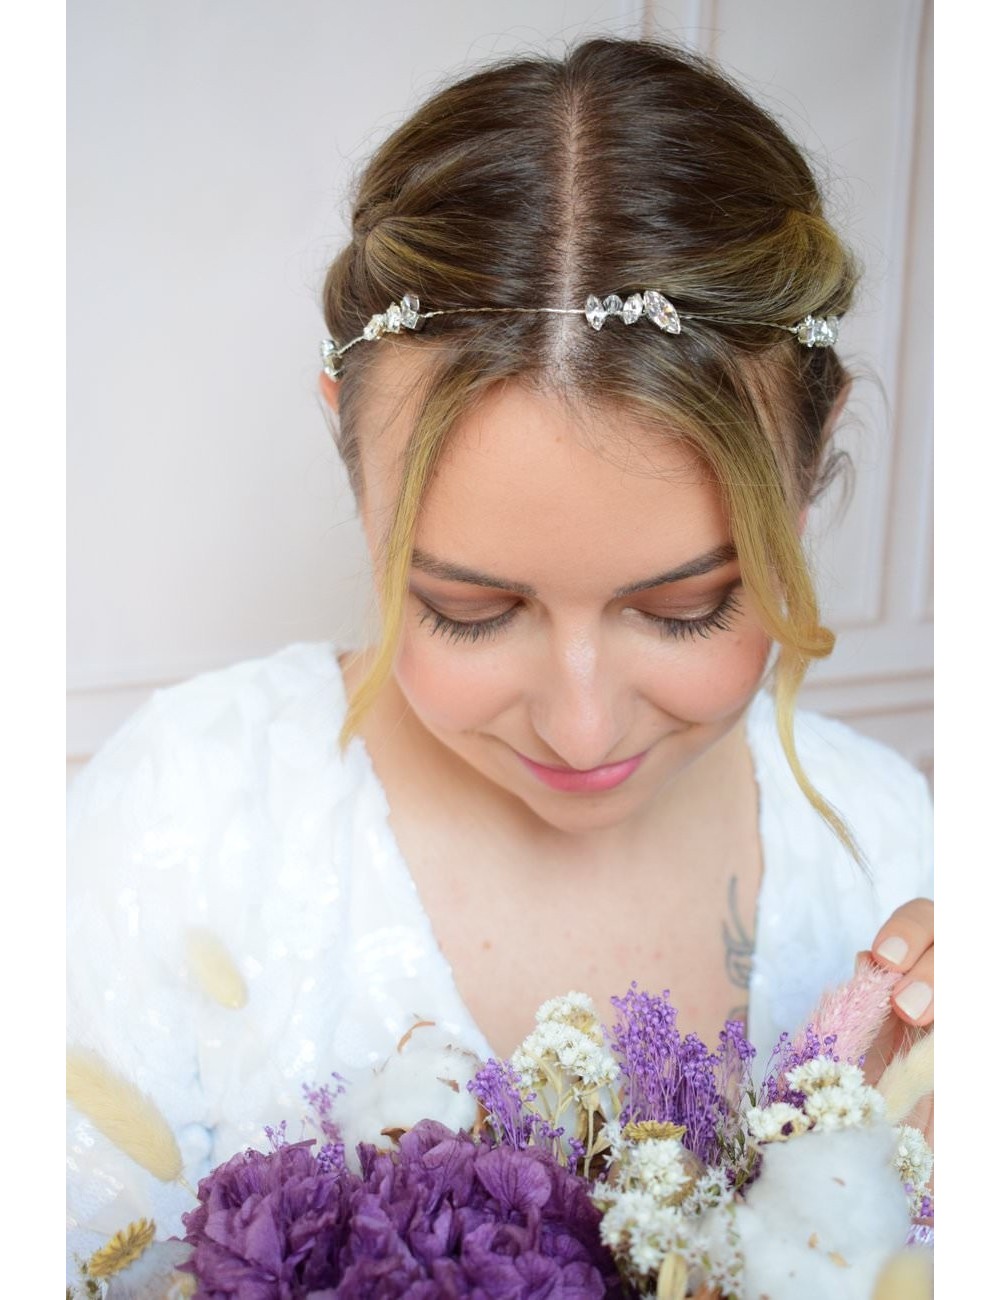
869, 897, 934, 1031
861, 897, 934, 1143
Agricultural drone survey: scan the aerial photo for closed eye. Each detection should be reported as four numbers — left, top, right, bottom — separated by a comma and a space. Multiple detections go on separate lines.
414, 586, 743, 644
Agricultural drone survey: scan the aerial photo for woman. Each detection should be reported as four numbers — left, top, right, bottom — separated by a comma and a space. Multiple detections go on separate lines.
67, 35, 932, 1265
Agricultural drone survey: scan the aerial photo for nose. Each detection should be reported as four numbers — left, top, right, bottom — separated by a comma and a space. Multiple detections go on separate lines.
528, 631, 629, 770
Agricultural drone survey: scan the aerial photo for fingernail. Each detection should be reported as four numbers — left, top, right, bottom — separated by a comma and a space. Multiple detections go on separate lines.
895, 981, 932, 1021
876, 936, 908, 965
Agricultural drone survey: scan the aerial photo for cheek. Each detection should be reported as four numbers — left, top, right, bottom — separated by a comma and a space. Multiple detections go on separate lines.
397, 623, 772, 734
645, 628, 773, 724
395, 635, 511, 731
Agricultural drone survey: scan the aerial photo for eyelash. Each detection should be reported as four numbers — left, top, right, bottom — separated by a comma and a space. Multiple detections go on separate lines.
416, 588, 742, 645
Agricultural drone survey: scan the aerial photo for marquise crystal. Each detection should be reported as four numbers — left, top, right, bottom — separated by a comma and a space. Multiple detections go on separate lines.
585, 292, 645, 331
585, 294, 609, 331
643, 290, 682, 334
622, 293, 643, 325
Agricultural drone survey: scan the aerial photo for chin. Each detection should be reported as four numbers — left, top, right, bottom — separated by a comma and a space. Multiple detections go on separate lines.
515, 789, 654, 836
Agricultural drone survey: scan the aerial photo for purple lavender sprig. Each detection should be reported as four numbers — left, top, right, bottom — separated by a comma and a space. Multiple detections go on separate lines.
607, 983, 683, 1127
467, 1057, 584, 1165
760, 1025, 839, 1108
607, 982, 743, 1167
467, 1058, 538, 1150
302, 1072, 348, 1173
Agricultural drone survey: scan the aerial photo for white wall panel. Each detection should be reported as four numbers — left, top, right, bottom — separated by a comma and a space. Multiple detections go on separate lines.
647, 0, 933, 766
69, 0, 931, 769
68, 0, 644, 759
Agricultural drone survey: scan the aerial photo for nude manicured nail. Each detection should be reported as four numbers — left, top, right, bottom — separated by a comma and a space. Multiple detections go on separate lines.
876, 936, 908, 965
895, 981, 932, 1021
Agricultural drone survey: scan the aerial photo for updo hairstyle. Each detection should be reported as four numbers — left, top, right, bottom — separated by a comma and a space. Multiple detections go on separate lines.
321, 36, 862, 857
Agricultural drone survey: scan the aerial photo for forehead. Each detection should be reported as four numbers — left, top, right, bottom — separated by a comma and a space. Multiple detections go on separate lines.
356, 347, 729, 585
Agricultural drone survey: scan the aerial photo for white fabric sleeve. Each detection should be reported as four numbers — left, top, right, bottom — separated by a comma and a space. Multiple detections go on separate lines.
66, 689, 223, 1278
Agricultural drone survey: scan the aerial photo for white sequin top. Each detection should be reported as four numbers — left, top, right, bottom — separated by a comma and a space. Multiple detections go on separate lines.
66, 641, 932, 1266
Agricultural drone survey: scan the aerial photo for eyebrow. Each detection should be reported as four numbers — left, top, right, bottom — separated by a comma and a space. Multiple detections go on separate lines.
410, 543, 738, 598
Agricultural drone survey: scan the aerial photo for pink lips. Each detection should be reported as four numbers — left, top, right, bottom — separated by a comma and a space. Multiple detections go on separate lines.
515, 747, 649, 792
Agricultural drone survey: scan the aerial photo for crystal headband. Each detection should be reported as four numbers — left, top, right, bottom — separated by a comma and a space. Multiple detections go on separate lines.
320, 291, 840, 379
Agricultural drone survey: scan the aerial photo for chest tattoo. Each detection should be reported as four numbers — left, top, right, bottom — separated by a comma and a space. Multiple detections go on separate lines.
722, 874, 755, 1027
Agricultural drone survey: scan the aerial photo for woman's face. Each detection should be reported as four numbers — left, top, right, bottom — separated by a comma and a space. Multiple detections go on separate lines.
340, 350, 773, 839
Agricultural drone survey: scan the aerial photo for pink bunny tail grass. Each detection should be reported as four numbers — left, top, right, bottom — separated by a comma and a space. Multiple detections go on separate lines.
793, 956, 902, 1064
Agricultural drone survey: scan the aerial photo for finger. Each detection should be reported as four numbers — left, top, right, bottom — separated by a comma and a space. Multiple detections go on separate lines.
870, 898, 933, 972
890, 946, 934, 1027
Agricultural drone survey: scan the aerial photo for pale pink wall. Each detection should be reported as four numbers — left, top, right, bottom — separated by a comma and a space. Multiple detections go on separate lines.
68, 0, 932, 780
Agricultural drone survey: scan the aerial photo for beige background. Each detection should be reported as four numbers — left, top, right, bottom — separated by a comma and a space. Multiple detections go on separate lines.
68, 0, 932, 781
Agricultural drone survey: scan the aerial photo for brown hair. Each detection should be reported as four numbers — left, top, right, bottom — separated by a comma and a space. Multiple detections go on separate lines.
321, 36, 863, 859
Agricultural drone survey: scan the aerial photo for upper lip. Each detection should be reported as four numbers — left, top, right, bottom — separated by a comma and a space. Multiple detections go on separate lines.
517, 748, 647, 774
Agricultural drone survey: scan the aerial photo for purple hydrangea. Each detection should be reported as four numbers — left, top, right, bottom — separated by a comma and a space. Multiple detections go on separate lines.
180, 1120, 621, 1298
179, 1138, 358, 1298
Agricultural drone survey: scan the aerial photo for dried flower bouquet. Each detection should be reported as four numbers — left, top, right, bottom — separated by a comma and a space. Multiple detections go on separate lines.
68, 959, 932, 1299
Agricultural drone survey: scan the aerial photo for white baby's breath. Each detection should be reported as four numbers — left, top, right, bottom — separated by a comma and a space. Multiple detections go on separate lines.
534, 991, 600, 1027
603, 1116, 625, 1163
805, 1083, 866, 1131
746, 1102, 811, 1143
599, 1187, 685, 1276
620, 1136, 691, 1201
781, 1057, 885, 1133
598, 1176, 743, 1294
786, 1057, 865, 1096
685, 1165, 732, 1216
678, 1201, 745, 1297
893, 1123, 933, 1214
805, 1082, 886, 1132
511, 1020, 620, 1089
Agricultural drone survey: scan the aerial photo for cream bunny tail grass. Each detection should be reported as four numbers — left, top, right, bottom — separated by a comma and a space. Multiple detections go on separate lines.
875, 1029, 934, 1125
67, 1047, 183, 1183
871, 1244, 932, 1300
185, 926, 248, 1009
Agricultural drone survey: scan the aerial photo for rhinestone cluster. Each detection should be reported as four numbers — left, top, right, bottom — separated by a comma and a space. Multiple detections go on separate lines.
585, 290, 681, 335
322, 293, 423, 378
795, 314, 839, 348
362, 292, 422, 340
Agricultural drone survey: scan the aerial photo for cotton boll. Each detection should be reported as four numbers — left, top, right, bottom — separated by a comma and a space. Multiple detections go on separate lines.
732, 1125, 911, 1300
333, 1031, 481, 1164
